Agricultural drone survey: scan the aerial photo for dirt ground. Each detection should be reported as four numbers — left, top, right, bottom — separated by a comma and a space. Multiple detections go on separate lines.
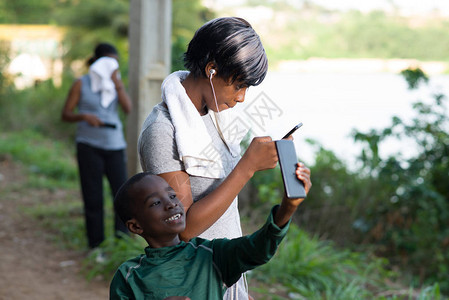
0, 157, 109, 300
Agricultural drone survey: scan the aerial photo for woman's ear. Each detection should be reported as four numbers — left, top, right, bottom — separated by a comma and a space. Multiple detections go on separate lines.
205, 62, 217, 78
126, 218, 143, 235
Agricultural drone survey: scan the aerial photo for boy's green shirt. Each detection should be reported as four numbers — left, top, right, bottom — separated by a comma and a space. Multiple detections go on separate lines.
110, 206, 291, 300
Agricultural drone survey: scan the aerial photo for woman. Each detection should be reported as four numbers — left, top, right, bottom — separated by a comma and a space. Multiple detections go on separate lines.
138, 18, 312, 299
62, 43, 132, 250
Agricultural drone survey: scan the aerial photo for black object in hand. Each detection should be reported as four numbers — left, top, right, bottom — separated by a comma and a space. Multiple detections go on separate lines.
101, 123, 117, 129
282, 122, 303, 139
275, 139, 306, 199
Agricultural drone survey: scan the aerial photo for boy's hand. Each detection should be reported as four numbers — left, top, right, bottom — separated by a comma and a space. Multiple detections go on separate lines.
163, 297, 191, 300
284, 162, 312, 206
274, 162, 312, 227
292, 162, 312, 202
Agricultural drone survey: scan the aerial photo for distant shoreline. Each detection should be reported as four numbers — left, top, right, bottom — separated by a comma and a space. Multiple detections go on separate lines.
274, 58, 448, 75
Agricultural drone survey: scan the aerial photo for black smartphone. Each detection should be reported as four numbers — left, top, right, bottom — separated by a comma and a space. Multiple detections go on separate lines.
101, 123, 117, 129
275, 139, 306, 199
282, 122, 303, 139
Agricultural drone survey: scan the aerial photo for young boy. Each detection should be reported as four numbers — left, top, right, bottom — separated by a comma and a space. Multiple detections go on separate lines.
110, 165, 311, 299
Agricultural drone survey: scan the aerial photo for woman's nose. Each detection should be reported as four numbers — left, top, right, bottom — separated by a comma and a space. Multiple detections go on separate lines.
236, 89, 247, 103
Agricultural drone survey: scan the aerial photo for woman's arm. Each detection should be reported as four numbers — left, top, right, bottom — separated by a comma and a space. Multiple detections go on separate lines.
61, 79, 103, 126
111, 69, 132, 114
159, 136, 278, 241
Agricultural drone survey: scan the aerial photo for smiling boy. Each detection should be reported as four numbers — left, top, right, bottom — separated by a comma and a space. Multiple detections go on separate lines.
110, 166, 311, 299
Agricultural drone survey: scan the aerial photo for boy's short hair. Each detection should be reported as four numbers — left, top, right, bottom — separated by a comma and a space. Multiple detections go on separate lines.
184, 17, 268, 86
114, 172, 150, 224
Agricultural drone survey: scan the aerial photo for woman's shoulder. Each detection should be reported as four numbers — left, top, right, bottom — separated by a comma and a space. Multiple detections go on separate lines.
67, 77, 83, 92
152, 102, 170, 118
143, 103, 173, 127
72, 75, 88, 88
78, 74, 89, 82
140, 103, 174, 139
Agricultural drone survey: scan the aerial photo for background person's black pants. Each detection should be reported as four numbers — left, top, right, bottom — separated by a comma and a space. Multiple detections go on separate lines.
76, 142, 128, 248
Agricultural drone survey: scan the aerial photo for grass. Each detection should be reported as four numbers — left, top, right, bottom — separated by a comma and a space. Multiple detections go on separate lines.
0, 129, 78, 189
249, 225, 442, 299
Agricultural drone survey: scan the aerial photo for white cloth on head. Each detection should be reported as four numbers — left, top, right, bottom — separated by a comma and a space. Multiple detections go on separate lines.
89, 57, 119, 108
159, 71, 245, 179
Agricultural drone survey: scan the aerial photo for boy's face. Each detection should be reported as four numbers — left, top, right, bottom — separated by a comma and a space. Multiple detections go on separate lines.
128, 175, 185, 248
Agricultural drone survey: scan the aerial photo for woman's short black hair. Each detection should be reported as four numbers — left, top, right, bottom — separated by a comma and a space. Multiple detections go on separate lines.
184, 17, 268, 86
114, 172, 149, 224
87, 42, 118, 66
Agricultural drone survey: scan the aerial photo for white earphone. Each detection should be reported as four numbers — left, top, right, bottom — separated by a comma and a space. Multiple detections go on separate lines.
209, 69, 219, 112
209, 69, 216, 79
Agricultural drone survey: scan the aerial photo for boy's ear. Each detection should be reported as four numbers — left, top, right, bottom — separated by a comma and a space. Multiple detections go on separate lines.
126, 218, 143, 235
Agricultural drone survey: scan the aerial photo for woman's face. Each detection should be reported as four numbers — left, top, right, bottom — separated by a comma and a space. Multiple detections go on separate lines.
206, 76, 248, 112
106, 53, 119, 61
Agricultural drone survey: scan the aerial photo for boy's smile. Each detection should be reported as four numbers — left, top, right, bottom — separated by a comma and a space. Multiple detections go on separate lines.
129, 175, 186, 248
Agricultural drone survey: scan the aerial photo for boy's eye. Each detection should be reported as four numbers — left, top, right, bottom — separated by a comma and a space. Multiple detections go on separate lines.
150, 200, 160, 207
169, 194, 176, 199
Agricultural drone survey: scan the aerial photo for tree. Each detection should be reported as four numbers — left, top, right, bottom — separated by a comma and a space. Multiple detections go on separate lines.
52, 0, 213, 76
352, 68, 449, 291
0, 0, 56, 24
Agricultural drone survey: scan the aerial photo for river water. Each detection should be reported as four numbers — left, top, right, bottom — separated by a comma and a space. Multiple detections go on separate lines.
238, 70, 449, 166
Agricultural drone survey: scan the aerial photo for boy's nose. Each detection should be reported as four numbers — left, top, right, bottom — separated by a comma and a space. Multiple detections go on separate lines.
165, 198, 178, 209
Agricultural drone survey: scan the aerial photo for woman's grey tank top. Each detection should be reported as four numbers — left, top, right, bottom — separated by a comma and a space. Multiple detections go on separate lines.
75, 75, 126, 150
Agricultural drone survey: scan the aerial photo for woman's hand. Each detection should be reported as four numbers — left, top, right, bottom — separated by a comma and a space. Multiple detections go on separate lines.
240, 136, 278, 176
83, 113, 103, 127
111, 69, 132, 114
111, 69, 123, 90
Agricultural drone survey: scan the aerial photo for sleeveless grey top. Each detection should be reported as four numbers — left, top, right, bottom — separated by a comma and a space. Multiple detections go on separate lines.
75, 75, 126, 150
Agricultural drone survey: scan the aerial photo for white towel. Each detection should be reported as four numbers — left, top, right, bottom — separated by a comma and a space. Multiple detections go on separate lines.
89, 57, 119, 108
161, 71, 227, 179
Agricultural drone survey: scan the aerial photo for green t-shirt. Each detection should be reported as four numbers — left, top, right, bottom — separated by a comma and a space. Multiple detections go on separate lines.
109, 206, 290, 300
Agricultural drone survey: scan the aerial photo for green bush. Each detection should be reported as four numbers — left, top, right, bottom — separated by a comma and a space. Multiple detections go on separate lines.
352, 68, 449, 293
250, 224, 442, 299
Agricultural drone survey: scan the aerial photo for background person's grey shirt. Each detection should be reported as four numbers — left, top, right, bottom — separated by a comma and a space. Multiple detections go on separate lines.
76, 75, 126, 150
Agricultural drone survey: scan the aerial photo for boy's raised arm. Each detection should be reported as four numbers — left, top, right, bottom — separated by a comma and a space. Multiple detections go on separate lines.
273, 162, 312, 228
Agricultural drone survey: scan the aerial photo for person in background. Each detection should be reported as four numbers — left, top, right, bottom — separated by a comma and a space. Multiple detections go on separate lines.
61, 42, 132, 254
138, 17, 310, 299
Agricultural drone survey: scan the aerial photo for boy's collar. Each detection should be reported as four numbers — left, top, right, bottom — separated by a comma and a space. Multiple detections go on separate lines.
144, 240, 186, 259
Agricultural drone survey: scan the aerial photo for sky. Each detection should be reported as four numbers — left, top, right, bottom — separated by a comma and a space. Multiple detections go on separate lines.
308, 0, 449, 15
205, 0, 449, 16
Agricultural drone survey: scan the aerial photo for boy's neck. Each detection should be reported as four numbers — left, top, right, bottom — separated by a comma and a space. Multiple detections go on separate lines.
146, 235, 182, 249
